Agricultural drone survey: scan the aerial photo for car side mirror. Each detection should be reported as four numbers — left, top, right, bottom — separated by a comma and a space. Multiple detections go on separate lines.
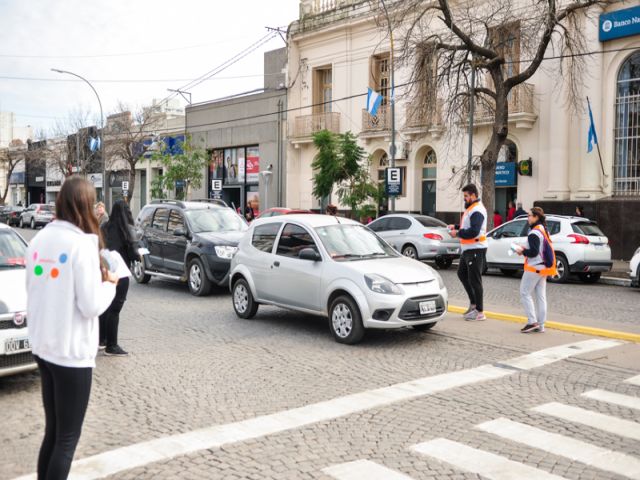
493, 232, 502, 239
299, 248, 320, 261
173, 227, 187, 237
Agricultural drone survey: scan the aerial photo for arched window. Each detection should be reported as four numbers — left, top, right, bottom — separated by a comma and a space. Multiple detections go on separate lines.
377, 153, 388, 182
422, 149, 437, 180
614, 52, 640, 195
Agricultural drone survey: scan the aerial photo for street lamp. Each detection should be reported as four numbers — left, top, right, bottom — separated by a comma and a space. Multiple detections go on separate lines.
51, 68, 105, 200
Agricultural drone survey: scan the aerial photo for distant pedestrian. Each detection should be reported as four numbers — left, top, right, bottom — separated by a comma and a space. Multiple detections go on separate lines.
326, 204, 338, 216
99, 200, 138, 356
244, 205, 255, 222
507, 201, 516, 221
514, 202, 527, 218
26, 176, 117, 479
95, 202, 109, 227
575, 205, 585, 217
514, 207, 557, 333
448, 184, 487, 322
493, 210, 503, 227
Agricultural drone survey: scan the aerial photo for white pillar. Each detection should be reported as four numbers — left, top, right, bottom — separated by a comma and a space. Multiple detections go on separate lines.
544, 67, 571, 200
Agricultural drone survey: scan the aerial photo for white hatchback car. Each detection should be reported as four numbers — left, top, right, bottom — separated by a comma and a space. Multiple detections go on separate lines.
486, 215, 612, 283
0, 223, 35, 377
229, 215, 448, 344
630, 246, 640, 288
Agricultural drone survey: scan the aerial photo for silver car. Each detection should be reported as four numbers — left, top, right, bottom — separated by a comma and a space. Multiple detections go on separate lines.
19, 203, 55, 229
368, 214, 460, 269
229, 215, 448, 344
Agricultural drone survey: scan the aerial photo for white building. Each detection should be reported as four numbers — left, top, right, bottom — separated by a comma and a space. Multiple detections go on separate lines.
0, 112, 33, 148
286, 0, 640, 258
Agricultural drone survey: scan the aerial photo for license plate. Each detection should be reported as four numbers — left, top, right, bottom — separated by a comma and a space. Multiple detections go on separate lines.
5, 337, 30, 355
419, 301, 437, 315
594, 244, 605, 250
447, 248, 460, 254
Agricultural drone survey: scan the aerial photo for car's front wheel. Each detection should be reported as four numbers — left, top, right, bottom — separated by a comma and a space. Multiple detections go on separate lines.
329, 295, 365, 345
132, 259, 151, 284
187, 258, 212, 296
232, 278, 258, 319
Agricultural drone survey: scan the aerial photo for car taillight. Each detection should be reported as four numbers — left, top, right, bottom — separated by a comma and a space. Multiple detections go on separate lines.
424, 233, 443, 241
568, 234, 589, 244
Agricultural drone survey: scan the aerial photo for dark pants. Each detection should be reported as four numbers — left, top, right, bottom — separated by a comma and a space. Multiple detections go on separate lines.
457, 248, 486, 312
99, 277, 129, 348
35, 356, 92, 480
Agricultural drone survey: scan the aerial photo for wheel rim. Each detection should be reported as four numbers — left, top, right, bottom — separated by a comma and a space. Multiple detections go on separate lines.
332, 303, 353, 338
553, 259, 565, 281
31, 219, 35, 228
189, 264, 202, 291
403, 247, 417, 259
234, 284, 249, 313
133, 261, 143, 279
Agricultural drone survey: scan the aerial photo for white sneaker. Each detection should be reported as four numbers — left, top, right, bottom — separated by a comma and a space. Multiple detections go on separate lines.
463, 308, 478, 320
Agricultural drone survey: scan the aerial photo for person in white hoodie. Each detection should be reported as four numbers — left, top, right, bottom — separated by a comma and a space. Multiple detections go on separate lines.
26, 176, 117, 480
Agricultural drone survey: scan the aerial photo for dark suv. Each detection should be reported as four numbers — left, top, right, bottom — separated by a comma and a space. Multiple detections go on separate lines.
133, 200, 248, 296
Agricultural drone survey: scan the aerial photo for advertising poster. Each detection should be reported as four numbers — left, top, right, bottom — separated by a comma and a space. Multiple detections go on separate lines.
236, 147, 246, 184
210, 150, 224, 180
246, 188, 260, 217
246, 146, 260, 184
224, 148, 238, 184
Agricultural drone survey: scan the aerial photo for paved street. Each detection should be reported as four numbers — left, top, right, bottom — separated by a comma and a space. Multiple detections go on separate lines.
2, 228, 639, 480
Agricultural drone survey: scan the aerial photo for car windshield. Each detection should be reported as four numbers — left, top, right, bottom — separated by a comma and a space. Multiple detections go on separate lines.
414, 215, 447, 228
572, 222, 605, 236
0, 230, 27, 268
185, 208, 248, 234
315, 224, 398, 261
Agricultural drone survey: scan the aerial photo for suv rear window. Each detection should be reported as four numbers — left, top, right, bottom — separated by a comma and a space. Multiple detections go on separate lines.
414, 215, 447, 228
40, 205, 54, 212
572, 222, 605, 236
252, 223, 281, 253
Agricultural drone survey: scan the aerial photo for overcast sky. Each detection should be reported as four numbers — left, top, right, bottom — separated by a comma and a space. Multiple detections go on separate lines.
0, 0, 299, 135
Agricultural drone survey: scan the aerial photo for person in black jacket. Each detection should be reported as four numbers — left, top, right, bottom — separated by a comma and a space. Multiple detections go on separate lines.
98, 200, 138, 356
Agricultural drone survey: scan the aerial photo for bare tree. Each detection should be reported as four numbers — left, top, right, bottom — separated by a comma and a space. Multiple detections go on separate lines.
104, 102, 161, 203
0, 141, 27, 205
49, 107, 100, 179
374, 0, 614, 222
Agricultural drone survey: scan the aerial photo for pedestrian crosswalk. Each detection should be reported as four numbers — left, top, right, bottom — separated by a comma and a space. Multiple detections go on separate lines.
323, 373, 640, 480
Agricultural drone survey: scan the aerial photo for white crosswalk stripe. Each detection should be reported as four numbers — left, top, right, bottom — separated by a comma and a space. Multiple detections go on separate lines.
323, 460, 415, 480
533, 402, 640, 441
411, 438, 567, 480
477, 417, 640, 479
625, 374, 640, 387
582, 389, 640, 411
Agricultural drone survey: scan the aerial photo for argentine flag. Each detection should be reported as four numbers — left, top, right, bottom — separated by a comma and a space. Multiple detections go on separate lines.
366, 87, 383, 117
587, 99, 598, 153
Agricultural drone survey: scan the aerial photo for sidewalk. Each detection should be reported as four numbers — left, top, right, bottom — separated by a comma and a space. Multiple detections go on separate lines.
601, 259, 632, 286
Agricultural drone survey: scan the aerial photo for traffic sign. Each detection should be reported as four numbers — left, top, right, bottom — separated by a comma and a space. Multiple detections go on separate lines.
121, 181, 129, 191
385, 167, 402, 196
211, 179, 222, 191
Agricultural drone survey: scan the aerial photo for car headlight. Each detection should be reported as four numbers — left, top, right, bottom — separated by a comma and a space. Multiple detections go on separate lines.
214, 246, 238, 259
365, 274, 403, 295
433, 270, 445, 290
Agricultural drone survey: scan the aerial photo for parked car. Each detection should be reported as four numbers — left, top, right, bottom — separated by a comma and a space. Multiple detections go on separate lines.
630, 246, 640, 288
367, 214, 460, 269
133, 199, 248, 296
19, 203, 55, 229
0, 223, 36, 377
229, 214, 448, 344
0, 205, 24, 226
257, 207, 313, 218
485, 215, 612, 283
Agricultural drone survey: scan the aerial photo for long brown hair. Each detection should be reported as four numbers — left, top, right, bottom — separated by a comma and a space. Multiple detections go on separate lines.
530, 206, 547, 229
56, 176, 103, 247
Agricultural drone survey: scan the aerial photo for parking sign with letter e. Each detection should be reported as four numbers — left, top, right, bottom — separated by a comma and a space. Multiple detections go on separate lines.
385, 167, 402, 196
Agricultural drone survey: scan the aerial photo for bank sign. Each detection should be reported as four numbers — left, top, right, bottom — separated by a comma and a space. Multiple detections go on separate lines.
600, 6, 640, 42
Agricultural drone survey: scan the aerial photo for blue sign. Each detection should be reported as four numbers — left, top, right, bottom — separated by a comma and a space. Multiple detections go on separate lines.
495, 162, 516, 187
600, 6, 640, 42
384, 167, 402, 196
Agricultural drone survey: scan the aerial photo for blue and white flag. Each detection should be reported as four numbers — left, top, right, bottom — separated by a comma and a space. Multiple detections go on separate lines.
366, 87, 383, 117
88, 136, 101, 152
587, 100, 598, 153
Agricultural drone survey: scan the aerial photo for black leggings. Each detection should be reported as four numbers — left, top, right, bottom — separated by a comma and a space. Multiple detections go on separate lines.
34, 356, 92, 480
99, 277, 129, 348
457, 249, 486, 312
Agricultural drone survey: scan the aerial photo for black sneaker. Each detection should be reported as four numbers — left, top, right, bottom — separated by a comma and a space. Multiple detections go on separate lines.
104, 345, 128, 356
521, 323, 540, 334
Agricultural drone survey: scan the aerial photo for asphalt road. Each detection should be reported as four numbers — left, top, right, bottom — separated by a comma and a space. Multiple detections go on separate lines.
2, 226, 639, 479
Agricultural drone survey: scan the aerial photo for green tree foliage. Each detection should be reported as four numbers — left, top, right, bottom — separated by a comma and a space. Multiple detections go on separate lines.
150, 135, 208, 201
311, 130, 381, 219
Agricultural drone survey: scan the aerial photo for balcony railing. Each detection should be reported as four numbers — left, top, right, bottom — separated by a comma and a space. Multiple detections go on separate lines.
362, 105, 391, 132
405, 101, 443, 129
293, 111, 341, 138
474, 83, 535, 119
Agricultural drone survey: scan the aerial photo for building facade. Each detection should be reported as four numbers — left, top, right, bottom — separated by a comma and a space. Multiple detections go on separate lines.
286, 0, 640, 258
186, 48, 287, 214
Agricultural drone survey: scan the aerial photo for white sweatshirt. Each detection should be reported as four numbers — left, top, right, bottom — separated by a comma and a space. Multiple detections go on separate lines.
26, 220, 116, 368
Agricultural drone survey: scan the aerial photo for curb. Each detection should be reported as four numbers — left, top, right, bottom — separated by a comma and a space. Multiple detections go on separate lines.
448, 305, 640, 343
600, 276, 632, 287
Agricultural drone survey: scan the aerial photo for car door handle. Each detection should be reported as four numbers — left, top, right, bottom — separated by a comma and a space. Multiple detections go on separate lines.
273, 261, 280, 267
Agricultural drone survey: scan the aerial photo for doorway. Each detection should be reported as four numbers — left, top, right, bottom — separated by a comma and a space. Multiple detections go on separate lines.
223, 186, 243, 212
